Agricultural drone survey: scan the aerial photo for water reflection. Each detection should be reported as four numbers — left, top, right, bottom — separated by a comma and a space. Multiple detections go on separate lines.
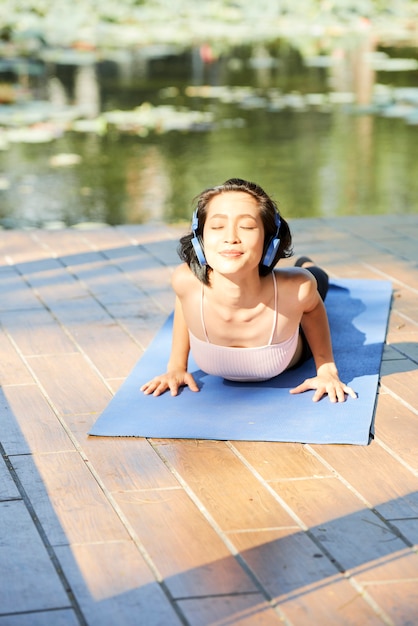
125, 146, 170, 223
329, 24, 376, 106
0, 38, 418, 228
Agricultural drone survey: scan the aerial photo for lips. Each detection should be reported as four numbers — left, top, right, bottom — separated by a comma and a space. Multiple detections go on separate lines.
219, 250, 243, 258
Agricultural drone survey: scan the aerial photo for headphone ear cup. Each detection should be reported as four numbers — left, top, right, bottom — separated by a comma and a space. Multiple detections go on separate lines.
191, 209, 207, 266
192, 235, 207, 266
262, 236, 280, 268
262, 211, 281, 268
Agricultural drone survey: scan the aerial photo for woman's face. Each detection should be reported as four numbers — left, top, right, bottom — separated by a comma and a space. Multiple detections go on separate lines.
202, 191, 265, 275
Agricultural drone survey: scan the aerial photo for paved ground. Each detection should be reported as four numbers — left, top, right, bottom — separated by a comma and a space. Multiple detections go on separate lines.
1, 214, 418, 625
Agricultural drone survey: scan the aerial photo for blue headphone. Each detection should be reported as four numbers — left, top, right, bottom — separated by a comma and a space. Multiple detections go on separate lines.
191, 210, 207, 266
262, 210, 281, 267
191, 209, 281, 268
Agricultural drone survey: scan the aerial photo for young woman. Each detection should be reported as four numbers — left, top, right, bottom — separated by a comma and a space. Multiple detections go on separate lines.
141, 178, 356, 402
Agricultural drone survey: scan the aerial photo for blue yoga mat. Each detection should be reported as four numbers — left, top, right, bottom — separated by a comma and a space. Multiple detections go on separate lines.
89, 278, 392, 445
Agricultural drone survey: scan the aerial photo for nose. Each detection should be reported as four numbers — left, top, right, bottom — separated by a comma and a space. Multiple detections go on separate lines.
224, 222, 240, 243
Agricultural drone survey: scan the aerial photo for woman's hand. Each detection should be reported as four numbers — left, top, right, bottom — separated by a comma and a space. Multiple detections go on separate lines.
289, 363, 357, 403
140, 370, 199, 397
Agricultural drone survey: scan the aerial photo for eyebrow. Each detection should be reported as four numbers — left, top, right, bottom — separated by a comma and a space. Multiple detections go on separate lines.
208, 213, 258, 220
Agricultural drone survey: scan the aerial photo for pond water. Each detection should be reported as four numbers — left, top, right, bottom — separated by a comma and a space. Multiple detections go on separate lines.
1, 39, 418, 228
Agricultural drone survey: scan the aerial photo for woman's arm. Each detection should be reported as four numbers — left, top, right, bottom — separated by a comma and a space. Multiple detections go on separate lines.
290, 278, 356, 402
140, 296, 199, 397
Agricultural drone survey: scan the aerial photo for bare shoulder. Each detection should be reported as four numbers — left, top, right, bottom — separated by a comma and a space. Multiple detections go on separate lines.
274, 266, 316, 288
274, 267, 317, 303
171, 263, 200, 296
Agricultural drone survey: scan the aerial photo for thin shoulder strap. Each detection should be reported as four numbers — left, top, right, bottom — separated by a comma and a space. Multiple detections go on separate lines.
201, 284, 210, 342
267, 271, 278, 345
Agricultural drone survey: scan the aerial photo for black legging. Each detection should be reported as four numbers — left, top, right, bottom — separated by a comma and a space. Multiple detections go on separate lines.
296, 265, 329, 366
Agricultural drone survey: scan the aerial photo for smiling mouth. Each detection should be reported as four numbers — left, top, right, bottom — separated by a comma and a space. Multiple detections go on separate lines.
220, 250, 243, 258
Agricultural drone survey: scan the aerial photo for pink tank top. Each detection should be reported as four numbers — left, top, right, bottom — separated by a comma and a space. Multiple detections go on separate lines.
188, 272, 299, 382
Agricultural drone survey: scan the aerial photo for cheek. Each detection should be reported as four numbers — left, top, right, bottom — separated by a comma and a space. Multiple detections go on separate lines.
201, 231, 216, 263
203, 242, 218, 264
202, 229, 218, 249
249, 234, 265, 258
